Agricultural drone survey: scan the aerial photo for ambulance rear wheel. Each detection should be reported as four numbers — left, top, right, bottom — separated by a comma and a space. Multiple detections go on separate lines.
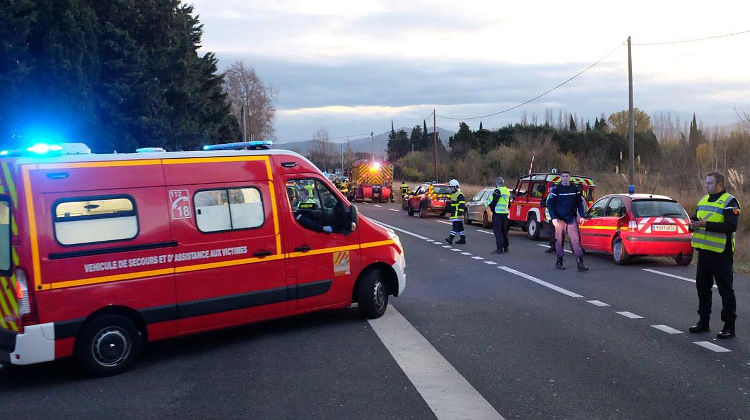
418, 203, 427, 218
612, 236, 630, 265
357, 270, 388, 319
76, 314, 143, 376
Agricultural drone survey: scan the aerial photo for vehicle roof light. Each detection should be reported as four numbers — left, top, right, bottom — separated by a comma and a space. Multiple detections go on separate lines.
136, 147, 166, 153
202, 140, 273, 151
27, 143, 63, 155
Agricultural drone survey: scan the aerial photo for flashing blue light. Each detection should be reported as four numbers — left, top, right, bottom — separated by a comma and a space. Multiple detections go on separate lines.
202, 140, 273, 151
0, 150, 8, 156
27, 143, 64, 155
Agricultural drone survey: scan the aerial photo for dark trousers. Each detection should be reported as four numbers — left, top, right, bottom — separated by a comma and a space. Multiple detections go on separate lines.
696, 250, 736, 322
449, 220, 464, 237
493, 214, 508, 251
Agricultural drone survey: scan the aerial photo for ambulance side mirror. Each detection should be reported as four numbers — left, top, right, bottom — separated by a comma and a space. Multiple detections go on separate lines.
346, 204, 358, 234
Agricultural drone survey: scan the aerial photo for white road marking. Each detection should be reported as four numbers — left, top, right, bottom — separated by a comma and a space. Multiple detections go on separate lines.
499, 266, 583, 298
617, 311, 644, 319
484, 261, 497, 265
374, 204, 383, 207
436, 220, 452, 225
642, 268, 716, 289
371, 220, 431, 241
587, 300, 610, 307
442, 245, 452, 248
472, 256, 484, 260
369, 307, 505, 420
389, 208, 400, 212
651, 325, 683, 334
476, 230, 493, 235
693, 341, 731, 353
461, 252, 472, 256
536, 244, 572, 254
451, 248, 461, 252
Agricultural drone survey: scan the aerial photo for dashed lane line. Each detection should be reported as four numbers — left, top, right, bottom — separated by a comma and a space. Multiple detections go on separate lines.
484, 261, 497, 265
461, 252, 472, 256
498, 266, 584, 298
373, 204, 383, 207
693, 341, 731, 353
436, 220, 452, 225
617, 311, 644, 319
651, 325, 683, 334
451, 248, 461, 252
369, 307, 505, 420
642, 268, 717, 289
389, 208, 400, 212
587, 300, 610, 307
442, 245, 452, 248
476, 230, 493, 235
536, 244, 572, 254
472, 256, 484, 260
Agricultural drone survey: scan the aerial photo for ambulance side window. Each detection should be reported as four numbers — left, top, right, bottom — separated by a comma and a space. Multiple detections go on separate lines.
286, 178, 344, 233
0, 198, 10, 274
53, 196, 138, 245
194, 187, 264, 233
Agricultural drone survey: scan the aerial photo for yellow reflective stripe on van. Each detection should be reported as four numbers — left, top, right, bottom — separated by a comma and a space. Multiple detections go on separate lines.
48, 268, 175, 290
37, 160, 162, 170
0, 276, 18, 315
22, 165, 44, 291
286, 244, 360, 259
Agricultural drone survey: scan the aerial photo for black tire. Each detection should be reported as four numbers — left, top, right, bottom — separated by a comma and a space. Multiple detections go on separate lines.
407, 202, 415, 216
464, 211, 472, 225
76, 314, 143, 376
356, 270, 388, 319
418, 202, 427, 218
527, 215, 540, 240
674, 253, 693, 266
482, 211, 491, 228
612, 236, 630, 265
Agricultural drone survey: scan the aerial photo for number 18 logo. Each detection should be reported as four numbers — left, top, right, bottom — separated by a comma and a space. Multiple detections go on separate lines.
169, 189, 192, 219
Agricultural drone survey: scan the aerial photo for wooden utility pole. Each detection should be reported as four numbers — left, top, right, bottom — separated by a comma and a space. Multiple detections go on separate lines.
627, 36, 635, 193
433, 109, 438, 181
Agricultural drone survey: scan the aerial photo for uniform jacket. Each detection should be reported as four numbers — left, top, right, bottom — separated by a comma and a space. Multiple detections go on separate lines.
694, 189, 741, 255
547, 183, 586, 223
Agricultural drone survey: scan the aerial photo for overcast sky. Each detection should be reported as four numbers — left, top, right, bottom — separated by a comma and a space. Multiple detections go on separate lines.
189, 0, 750, 143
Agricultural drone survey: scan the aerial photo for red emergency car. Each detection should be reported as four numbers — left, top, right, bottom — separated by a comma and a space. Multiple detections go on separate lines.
509, 173, 595, 240
406, 183, 451, 218
578, 193, 693, 265
0, 141, 405, 375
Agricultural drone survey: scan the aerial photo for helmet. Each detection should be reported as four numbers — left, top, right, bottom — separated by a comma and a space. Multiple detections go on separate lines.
448, 179, 459, 188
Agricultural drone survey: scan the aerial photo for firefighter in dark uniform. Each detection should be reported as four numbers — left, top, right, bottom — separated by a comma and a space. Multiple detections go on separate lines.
445, 179, 466, 244
689, 171, 740, 339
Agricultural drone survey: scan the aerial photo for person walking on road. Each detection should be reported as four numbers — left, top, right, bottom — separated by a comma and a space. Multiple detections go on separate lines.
546, 170, 588, 271
445, 179, 467, 244
689, 171, 741, 339
400, 181, 410, 202
486, 177, 511, 254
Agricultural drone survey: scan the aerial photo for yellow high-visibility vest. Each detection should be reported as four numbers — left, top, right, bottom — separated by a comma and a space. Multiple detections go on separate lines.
449, 190, 466, 219
691, 192, 739, 253
485, 186, 510, 214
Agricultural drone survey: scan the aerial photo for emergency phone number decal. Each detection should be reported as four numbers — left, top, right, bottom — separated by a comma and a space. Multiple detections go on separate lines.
83, 246, 249, 273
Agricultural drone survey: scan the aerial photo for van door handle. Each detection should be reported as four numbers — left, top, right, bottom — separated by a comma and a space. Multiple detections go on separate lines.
294, 245, 312, 253
253, 250, 273, 258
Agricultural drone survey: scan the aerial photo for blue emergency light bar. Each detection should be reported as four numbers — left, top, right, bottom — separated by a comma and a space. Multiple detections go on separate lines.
202, 140, 273, 151
0, 142, 91, 157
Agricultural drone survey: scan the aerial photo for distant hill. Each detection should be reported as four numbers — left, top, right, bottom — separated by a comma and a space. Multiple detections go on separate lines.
275, 127, 456, 157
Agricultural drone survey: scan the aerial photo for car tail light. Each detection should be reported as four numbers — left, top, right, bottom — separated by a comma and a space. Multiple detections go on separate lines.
15, 268, 38, 327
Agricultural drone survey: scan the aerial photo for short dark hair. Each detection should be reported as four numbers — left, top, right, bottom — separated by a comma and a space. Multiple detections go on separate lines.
560, 170, 571, 175
707, 171, 725, 186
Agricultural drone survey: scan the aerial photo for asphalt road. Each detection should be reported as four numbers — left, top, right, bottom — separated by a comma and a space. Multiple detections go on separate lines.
2, 200, 749, 419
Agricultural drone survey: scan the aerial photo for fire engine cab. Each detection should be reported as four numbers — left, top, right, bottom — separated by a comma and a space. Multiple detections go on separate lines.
0, 141, 405, 375
509, 172, 596, 240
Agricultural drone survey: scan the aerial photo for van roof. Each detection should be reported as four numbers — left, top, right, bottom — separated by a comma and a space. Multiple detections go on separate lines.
4, 148, 307, 165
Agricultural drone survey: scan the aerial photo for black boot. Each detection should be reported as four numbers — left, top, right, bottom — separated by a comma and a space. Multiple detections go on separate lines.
456, 235, 466, 244
689, 318, 710, 333
717, 319, 736, 339
555, 256, 565, 270
576, 257, 589, 272
445, 235, 454, 244
545, 246, 555, 253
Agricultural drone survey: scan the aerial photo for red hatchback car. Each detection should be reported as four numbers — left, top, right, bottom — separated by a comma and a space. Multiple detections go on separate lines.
578, 194, 693, 265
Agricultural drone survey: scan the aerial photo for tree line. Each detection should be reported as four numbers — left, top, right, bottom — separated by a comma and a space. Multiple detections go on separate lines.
0, 0, 270, 153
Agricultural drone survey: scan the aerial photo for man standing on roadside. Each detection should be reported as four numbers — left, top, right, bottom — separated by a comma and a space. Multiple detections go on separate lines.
486, 177, 511, 254
445, 179, 467, 244
689, 172, 740, 339
546, 170, 588, 271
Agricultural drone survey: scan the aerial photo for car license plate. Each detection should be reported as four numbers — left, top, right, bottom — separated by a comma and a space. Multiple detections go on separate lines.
652, 224, 676, 232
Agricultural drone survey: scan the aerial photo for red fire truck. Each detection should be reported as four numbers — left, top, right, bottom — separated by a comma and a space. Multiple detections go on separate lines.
509, 172, 596, 240
348, 160, 394, 203
0, 141, 405, 375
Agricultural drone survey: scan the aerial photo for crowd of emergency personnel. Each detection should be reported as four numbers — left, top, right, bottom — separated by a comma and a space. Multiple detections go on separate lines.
394, 171, 739, 339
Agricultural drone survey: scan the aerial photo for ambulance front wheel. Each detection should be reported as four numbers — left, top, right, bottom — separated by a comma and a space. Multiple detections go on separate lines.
76, 314, 143, 376
357, 270, 388, 319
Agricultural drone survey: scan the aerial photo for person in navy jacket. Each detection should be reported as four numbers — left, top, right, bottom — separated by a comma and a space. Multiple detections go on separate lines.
546, 170, 589, 271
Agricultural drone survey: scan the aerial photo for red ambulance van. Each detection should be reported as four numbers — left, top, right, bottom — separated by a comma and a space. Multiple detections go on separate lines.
0, 142, 405, 375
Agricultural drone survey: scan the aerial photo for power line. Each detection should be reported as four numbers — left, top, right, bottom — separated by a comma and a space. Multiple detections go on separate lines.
281, 131, 373, 143
437, 42, 625, 121
632, 29, 750, 46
